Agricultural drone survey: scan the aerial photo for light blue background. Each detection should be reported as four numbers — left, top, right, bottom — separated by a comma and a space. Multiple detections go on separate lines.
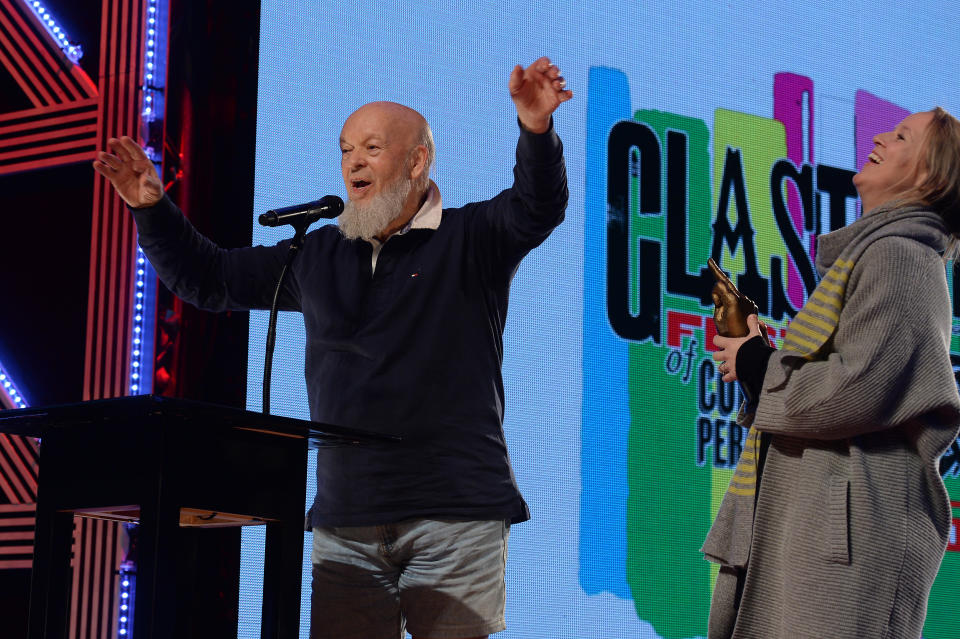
242, 2, 960, 637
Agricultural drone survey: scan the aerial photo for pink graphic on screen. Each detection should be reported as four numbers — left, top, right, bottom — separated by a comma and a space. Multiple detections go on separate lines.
774, 72, 815, 308
855, 90, 910, 209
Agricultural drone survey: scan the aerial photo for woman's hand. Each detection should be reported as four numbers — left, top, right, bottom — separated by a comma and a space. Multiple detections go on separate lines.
712, 314, 762, 383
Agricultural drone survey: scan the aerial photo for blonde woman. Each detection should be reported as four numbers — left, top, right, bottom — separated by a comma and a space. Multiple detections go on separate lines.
707, 107, 960, 639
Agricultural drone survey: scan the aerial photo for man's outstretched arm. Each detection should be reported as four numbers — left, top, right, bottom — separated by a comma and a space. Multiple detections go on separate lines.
474, 57, 572, 274
92, 136, 300, 312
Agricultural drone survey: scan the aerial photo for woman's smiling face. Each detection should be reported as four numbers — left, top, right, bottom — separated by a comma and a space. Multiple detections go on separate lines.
853, 110, 934, 214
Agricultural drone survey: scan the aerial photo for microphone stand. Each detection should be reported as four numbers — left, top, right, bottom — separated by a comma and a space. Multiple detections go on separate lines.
262, 220, 310, 415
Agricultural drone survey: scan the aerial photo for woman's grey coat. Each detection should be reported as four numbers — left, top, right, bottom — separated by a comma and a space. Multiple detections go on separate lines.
707, 207, 960, 639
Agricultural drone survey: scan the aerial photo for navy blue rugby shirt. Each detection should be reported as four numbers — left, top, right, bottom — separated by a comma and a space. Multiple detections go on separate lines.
131, 123, 567, 527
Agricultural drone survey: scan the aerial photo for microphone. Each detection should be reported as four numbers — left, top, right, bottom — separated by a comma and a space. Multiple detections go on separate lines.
258, 195, 344, 227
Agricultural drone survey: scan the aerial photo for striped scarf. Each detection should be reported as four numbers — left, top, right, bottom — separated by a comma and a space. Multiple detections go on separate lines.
781, 258, 854, 358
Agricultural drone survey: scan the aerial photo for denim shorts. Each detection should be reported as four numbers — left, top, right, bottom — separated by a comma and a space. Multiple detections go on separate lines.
310, 518, 510, 639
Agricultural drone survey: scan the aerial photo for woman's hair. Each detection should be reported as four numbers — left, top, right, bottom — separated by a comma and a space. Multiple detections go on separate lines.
909, 107, 960, 256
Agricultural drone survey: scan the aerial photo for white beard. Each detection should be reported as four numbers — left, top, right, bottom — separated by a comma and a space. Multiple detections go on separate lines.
338, 177, 413, 241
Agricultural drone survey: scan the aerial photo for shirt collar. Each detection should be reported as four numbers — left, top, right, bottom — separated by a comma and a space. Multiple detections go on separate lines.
402, 179, 443, 233
368, 180, 443, 249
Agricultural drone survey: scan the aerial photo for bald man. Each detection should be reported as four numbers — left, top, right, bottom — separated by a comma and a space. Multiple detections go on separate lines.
94, 57, 571, 639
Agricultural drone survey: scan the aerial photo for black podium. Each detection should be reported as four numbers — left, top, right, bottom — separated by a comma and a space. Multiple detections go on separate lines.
0, 395, 394, 639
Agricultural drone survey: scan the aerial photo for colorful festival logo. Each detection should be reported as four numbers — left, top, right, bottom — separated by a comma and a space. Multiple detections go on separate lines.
581, 66, 960, 638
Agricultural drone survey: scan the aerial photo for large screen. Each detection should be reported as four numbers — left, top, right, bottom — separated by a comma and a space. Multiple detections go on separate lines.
241, 2, 960, 637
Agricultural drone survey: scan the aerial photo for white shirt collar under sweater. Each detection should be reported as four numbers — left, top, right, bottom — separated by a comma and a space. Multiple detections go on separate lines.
368, 180, 442, 273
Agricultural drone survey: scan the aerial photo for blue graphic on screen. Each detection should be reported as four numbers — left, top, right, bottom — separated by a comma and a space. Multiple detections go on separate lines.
580, 66, 632, 600
245, 1, 960, 637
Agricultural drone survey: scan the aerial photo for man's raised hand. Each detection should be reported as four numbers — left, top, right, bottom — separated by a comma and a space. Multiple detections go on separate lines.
92, 136, 164, 209
509, 56, 573, 134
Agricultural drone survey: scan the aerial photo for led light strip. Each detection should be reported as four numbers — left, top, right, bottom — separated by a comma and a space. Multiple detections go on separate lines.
23, 0, 84, 63
0, 359, 28, 409
122, 2, 169, 634
141, 0, 163, 126
118, 565, 135, 636
128, 0, 167, 397
129, 249, 149, 394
